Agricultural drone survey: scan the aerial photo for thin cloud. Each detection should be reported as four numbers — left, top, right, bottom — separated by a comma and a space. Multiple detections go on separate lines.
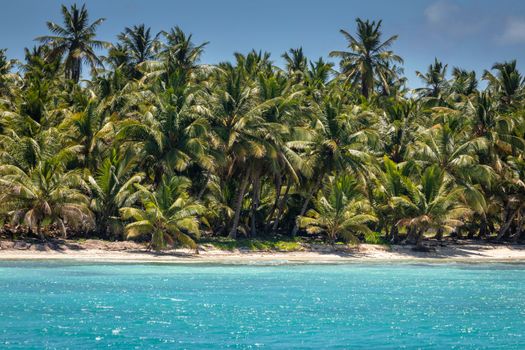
499, 17, 525, 44
424, 1, 485, 38
424, 1, 460, 25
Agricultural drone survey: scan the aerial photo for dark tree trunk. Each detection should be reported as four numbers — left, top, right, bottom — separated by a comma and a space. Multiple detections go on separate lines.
361, 74, 369, 99
389, 225, 399, 243
291, 176, 322, 237
264, 174, 282, 232
415, 229, 425, 247
435, 227, 443, 241
272, 178, 291, 234
406, 226, 418, 245
36, 223, 45, 241
497, 208, 519, 241
197, 171, 211, 200
228, 170, 251, 239
250, 168, 262, 238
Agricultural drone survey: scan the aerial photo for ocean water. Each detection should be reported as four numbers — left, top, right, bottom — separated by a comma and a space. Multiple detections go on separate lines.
0, 261, 523, 349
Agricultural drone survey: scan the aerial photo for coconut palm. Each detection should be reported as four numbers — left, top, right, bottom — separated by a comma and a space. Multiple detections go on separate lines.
282, 47, 308, 84
120, 176, 204, 250
88, 148, 143, 238
0, 161, 93, 239
117, 68, 211, 186
393, 165, 471, 245
483, 60, 524, 108
329, 18, 402, 99
416, 58, 449, 99
36, 4, 108, 82
297, 174, 376, 243
450, 68, 478, 98
118, 24, 159, 66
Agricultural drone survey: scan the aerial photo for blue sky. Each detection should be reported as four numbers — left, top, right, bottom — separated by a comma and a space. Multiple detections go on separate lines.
1, 0, 525, 86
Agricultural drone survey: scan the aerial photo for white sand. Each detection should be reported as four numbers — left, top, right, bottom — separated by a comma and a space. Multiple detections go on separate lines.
1, 240, 524, 263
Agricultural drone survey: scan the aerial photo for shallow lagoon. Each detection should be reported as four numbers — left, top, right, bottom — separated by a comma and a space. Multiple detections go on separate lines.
0, 261, 523, 349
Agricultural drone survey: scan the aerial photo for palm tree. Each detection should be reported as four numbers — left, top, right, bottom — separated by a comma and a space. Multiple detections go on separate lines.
483, 60, 524, 108
0, 161, 94, 239
290, 90, 373, 236
36, 4, 108, 82
117, 68, 211, 186
282, 47, 308, 84
141, 26, 209, 84
393, 165, 471, 246
297, 174, 376, 243
415, 58, 449, 99
120, 176, 204, 250
0, 49, 19, 103
205, 62, 268, 238
450, 68, 478, 98
116, 24, 159, 79
89, 148, 144, 238
329, 18, 402, 99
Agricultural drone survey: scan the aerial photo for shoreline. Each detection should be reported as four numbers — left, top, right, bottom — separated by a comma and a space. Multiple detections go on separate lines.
1, 239, 525, 264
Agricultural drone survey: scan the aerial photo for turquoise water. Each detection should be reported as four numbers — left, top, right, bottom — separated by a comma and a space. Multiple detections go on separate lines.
0, 262, 524, 349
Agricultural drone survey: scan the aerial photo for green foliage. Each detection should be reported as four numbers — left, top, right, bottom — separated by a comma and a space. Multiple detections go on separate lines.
0, 7, 524, 247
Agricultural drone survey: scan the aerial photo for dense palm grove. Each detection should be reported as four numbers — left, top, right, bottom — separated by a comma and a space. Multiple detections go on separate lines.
0, 4, 524, 249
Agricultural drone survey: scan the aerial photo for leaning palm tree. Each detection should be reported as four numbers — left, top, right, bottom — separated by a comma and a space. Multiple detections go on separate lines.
329, 18, 402, 99
0, 161, 94, 239
36, 4, 108, 82
297, 174, 376, 243
120, 176, 204, 250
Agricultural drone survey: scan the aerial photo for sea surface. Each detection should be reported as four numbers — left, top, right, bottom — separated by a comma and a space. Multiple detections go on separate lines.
0, 261, 523, 349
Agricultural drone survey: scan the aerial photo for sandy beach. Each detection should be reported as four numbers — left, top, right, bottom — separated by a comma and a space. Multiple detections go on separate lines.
1, 239, 525, 263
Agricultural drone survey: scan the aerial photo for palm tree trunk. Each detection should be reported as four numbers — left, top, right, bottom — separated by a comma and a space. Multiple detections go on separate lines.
416, 229, 425, 248
497, 208, 519, 241
406, 226, 418, 244
389, 224, 399, 243
57, 218, 67, 239
271, 178, 291, 233
435, 227, 443, 241
291, 176, 322, 237
228, 170, 251, 239
264, 174, 282, 232
361, 74, 369, 99
197, 171, 210, 200
250, 168, 262, 238
36, 223, 45, 241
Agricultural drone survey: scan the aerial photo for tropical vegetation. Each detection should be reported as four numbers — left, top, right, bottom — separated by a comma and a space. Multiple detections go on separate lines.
1, 5, 524, 250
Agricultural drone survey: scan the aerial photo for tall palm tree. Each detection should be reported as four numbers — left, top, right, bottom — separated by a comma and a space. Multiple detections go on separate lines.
118, 24, 159, 65
206, 62, 268, 238
329, 18, 402, 99
415, 58, 449, 99
89, 148, 144, 238
450, 68, 478, 98
116, 24, 159, 79
36, 4, 108, 82
282, 47, 308, 84
290, 90, 373, 236
483, 60, 524, 108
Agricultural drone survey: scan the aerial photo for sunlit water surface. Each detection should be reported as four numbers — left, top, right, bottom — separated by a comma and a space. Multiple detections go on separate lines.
0, 261, 524, 349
